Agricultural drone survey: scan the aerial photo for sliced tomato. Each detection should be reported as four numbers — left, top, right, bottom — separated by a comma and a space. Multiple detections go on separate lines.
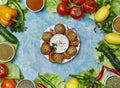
62, 53, 71, 59
69, 6, 84, 19
83, 0, 97, 13
0, 64, 8, 78
48, 52, 55, 62
70, 40, 80, 46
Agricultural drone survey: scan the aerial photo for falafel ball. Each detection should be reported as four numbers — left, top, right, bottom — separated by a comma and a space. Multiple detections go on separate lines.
53, 53, 64, 63
42, 32, 53, 41
54, 24, 66, 34
66, 46, 77, 56
40, 43, 51, 55
66, 31, 77, 42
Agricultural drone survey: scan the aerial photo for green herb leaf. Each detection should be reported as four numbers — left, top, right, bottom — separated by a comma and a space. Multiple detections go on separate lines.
50, 43, 57, 52
7, 0, 28, 32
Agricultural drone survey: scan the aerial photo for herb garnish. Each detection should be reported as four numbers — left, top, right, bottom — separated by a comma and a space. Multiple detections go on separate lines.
50, 43, 57, 52
7, 0, 28, 32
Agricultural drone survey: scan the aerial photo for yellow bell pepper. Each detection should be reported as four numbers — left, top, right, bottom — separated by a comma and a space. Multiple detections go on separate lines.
0, 5, 17, 26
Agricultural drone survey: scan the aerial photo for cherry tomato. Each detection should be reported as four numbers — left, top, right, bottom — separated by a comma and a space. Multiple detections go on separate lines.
83, 0, 97, 13
0, 64, 8, 78
57, 2, 68, 16
69, 6, 84, 19
1, 79, 16, 88
71, 0, 85, 5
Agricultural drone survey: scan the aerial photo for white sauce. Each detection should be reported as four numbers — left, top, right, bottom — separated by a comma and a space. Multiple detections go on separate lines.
50, 34, 69, 53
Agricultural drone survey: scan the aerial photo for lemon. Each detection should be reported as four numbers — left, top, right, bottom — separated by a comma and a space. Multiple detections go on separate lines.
105, 33, 120, 44
65, 78, 79, 88
94, 4, 111, 22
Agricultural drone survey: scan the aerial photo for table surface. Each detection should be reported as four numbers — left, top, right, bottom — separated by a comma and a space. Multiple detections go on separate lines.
12, 0, 104, 81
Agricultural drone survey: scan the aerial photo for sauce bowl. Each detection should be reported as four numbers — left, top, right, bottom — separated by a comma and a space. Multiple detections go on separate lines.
112, 15, 120, 34
25, 0, 45, 12
0, 42, 15, 62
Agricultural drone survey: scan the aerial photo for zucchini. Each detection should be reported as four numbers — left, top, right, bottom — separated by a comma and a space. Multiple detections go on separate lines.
0, 25, 18, 44
98, 43, 120, 71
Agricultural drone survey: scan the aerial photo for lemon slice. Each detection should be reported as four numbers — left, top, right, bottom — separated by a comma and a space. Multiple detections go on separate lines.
0, 0, 8, 5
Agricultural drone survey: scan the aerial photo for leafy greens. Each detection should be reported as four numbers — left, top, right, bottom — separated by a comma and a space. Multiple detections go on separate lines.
89, 0, 120, 33
70, 68, 105, 88
45, 0, 61, 13
34, 73, 65, 88
0, 62, 21, 82
7, 0, 28, 32
94, 40, 120, 69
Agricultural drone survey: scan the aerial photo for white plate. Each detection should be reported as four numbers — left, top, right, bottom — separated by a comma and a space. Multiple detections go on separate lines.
40, 24, 80, 63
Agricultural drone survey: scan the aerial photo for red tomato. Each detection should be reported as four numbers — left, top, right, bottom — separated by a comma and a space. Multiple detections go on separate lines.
71, 0, 85, 5
1, 79, 16, 88
69, 6, 84, 19
57, 2, 68, 16
83, 0, 97, 13
0, 64, 8, 78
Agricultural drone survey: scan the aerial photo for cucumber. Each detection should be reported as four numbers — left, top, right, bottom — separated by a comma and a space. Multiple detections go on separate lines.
0, 25, 18, 44
98, 44, 120, 71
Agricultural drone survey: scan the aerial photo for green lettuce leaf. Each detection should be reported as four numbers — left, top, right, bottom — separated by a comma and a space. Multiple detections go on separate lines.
45, 0, 61, 13
34, 73, 65, 88
111, 0, 120, 15
5, 62, 20, 79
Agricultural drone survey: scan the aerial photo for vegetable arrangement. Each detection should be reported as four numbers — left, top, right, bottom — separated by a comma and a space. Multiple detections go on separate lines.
56, 0, 97, 19
0, 62, 23, 88
89, 0, 120, 33
34, 73, 65, 88
67, 68, 105, 88
94, 38, 120, 71
0, 0, 120, 88
0, 0, 27, 32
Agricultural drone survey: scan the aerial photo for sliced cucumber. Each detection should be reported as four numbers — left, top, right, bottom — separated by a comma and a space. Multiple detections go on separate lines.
0, 0, 8, 5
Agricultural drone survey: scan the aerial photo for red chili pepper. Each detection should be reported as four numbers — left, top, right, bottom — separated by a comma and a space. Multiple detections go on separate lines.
95, 66, 105, 81
38, 83, 47, 88
104, 66, 120, 76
